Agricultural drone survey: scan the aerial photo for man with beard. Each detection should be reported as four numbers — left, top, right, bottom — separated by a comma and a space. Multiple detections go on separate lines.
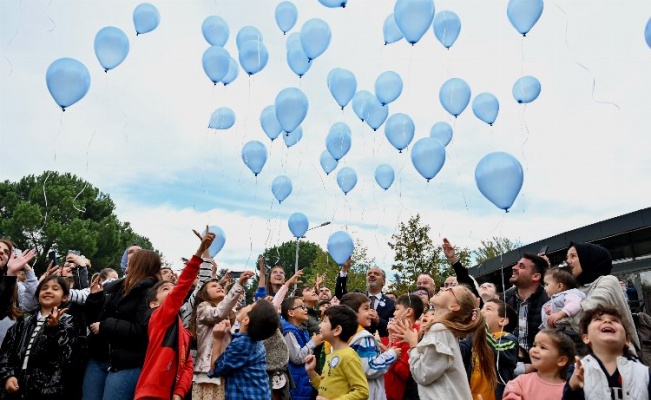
501, 253, 549, 374
335, 261, 395, 337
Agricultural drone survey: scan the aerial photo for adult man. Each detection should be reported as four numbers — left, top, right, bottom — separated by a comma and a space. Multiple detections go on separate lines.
318, 287, 332, 301
416, 273, 436, 295
120, 244, 142, 274
443, 276, 458, 288
501, 253, 549, 371
335, 260, 395, 337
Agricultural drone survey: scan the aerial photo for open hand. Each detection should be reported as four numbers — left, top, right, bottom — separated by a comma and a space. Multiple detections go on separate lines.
47, 306, 69, 327
89, 275, 103, 294
285, 269, 303, 287
393, 319, 418, 349
7, 249, 36, 276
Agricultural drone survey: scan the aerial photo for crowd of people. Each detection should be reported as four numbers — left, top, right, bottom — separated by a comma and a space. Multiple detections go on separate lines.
0, 231, 648, 400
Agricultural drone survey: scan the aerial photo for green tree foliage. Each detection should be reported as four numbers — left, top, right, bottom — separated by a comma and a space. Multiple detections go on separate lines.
387, 214, 470, 295
473, 236, 521, 264
0, 171, 153, 275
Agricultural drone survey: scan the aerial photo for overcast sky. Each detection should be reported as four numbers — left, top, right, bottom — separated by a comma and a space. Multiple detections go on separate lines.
2, 0, 650, 275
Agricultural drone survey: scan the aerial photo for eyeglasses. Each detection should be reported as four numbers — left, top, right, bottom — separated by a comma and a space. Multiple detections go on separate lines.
291, 304, 307, 311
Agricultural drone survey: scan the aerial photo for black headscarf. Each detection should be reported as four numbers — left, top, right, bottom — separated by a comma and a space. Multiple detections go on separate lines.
570, 241, 612, 285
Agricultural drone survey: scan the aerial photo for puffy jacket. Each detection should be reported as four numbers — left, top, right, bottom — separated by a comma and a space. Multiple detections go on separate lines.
85, 276, 156, 370
282, 320, 313, 400
0, 313, 76, 400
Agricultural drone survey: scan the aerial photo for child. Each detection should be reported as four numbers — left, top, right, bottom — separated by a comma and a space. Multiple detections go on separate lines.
541, 267, 586, 329
504, 329, 575, 399
340, 292, 399, 400
563, 305, 649, 399
305, 305, 369, 400
191, 271, 253, 400
0, 275, 76, 400
281, 296, 322, 400
394, 285, 495, 399
209, 299, 280, 400
134, 229, 215, 400
465, 298, 518, 400
382, 294, 424, 400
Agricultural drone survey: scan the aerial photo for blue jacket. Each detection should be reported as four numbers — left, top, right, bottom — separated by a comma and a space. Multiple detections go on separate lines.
281, 320, 313, 400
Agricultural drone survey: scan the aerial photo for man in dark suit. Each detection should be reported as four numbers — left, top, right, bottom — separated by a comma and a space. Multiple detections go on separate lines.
334, 261, 395, 337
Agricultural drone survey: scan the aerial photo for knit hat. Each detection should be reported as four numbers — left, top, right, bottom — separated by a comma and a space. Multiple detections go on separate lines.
570, 242, 612, 285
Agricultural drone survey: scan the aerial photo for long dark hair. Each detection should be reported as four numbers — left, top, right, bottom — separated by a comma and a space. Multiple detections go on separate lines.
189, 279, 235, 338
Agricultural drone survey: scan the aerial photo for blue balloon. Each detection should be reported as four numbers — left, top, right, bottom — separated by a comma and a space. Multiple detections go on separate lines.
363, 96, 389, 131
236, 26, 263, 51
283, 126, 303, 148
239, 40, 268, 76
202, 226, 226, 257
432, 10, 461, 49
94, 27, 129, 72
133, 3, 160, 35
336, 167, 357, 195
272, 176, 293, 203
286, 32, 301, 50
260, 105, 282, 141
439, 78, 471, 117
475, 152, 523, 211
383, 13, 404, 45
352, 90, 373, 121
221, 57, 239, 86
286, 45, 311, 77
384, 113, 415, 152
288, 213, 309, 238
320, 150, 338, 175
319, 0, 347, 8
300, 19, 331, 61
275, 88, 309, 133
202, 16, 229, 46
394, 0, 435, 45
328, 69, 356, 109
410, 137, 446, 182
646, 18, 651, 49
375, 164, 395, 190
507, 0, 544, 36
430, 121, 453, 147
472, 93, 499, 125
241, 140, 268, 176
326, 122, 352, 161
327, 231, 354, 265
275, 2, 298, 34
512, 76, 541, 104
202, 46, 230, 84
375, 71, 403, 105
209, 107, 236, 130
45, 58, 91, 111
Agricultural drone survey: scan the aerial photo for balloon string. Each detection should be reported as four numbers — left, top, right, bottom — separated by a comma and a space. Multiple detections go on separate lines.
53, 110, 64, 163
3, 0, 22, 77
40, 171, 52, 234
555, 3, 621, 110
46, 0, 56, 32
518, 104, 531, 175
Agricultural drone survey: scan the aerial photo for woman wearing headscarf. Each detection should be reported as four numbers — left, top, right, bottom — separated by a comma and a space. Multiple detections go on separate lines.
564, 242, 640, 354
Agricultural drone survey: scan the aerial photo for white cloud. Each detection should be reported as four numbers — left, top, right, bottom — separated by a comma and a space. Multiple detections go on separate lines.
3, 0, 651, 278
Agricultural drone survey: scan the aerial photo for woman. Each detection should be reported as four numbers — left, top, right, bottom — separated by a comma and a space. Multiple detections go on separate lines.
564, 242, 640, 354
83, 250, 160, 400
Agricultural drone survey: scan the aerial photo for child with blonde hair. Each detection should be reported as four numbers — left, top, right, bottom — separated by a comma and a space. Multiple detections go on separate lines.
394, 284, 495, 400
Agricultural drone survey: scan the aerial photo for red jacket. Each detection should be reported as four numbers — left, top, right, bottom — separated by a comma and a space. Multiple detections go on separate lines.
382, 322, 420, 400
135, 255, 201, 399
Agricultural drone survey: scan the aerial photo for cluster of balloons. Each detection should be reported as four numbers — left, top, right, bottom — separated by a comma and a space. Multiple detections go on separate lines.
46, 3, 159, 110
284, 18, 332, 78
